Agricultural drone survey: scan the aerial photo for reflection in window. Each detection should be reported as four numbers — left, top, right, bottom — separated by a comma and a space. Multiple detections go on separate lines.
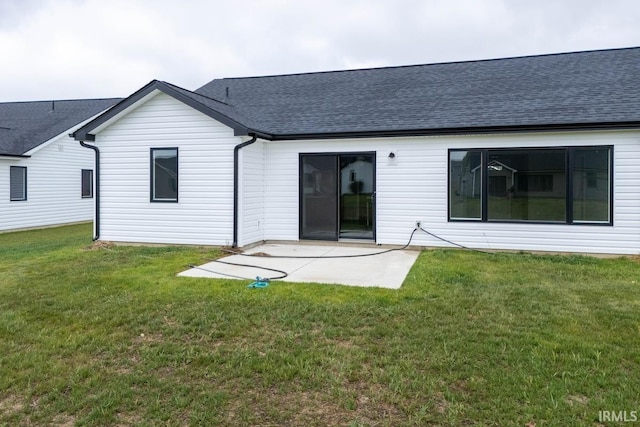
449, 151, 481, 220
488, 150, 565, 222
151, 148, 178, 202
448, 146, 612, 225
573, 148, 610, 223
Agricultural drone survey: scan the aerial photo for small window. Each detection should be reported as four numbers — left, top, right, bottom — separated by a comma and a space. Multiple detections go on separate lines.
151, 148, 178, 202
81, 169, 93, 198
10, 166, 27, 201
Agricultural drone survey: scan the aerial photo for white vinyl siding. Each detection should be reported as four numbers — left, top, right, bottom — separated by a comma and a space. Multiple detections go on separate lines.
237, 140, 265, 246
0, 136, 94, 231
91, 92, 640, 255
95, 92, 242, 245
262, 131, 640, 255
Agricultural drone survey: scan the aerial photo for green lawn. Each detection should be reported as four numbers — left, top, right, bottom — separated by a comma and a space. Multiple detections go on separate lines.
1, 224, 639, 426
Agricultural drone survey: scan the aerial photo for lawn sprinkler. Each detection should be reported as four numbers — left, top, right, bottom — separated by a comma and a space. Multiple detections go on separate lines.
247, 277, 270, 289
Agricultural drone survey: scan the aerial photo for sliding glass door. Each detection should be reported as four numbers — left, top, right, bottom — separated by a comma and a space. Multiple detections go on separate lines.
300, 153, 375, 240
339, 154, 375, 239
300, 155, 339, 240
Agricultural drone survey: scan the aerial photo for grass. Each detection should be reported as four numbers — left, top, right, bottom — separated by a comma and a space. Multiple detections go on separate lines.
1, 224, 639, 426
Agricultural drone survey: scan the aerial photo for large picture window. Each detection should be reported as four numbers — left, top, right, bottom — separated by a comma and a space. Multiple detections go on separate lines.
10, 166, 27, 201
151, 148, 178, 202
449, 146, 612, 224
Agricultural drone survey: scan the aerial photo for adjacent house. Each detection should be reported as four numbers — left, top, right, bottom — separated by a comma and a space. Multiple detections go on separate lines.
0, 98, 120, 232
73, 47, 640, 255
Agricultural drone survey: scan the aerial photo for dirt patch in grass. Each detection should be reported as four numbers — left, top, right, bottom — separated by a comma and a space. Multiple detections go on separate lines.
134, 332, 164, 343
565, 394, 589, 406
0, 395, 23, 416
224, 386, 404, 426
83, 241, 115, 251
116, 412, 144, 426
288, 391, 349, 426
434, 392, 450, 414
52, 414, 77, 427
353, 385, 403, 422
0, 397, 75, 427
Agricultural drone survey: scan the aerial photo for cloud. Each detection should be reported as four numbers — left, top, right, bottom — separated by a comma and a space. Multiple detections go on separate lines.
0, 0, 47, 29
1, 0, 639, 101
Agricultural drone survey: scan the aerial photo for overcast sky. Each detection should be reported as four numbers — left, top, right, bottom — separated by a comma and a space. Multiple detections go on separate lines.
1, 0, 640, 102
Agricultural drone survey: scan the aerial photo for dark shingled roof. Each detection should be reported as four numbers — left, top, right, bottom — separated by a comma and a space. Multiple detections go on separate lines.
194, 47, 640, 138
73, 47, 640, 142
0, 98, 121, 156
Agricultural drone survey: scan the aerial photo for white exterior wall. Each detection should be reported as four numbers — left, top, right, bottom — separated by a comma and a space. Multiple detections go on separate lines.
0, 134, 94, 232
238, 140, 265, 246
95, 93, 242, 245
262, 131, 640, 255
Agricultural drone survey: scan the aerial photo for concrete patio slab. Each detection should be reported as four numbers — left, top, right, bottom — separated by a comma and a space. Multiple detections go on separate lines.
178, 243, 420, 289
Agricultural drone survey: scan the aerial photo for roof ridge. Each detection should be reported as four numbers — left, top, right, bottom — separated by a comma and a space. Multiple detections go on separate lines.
160, 80, 231, 106
216, 45, 640, 81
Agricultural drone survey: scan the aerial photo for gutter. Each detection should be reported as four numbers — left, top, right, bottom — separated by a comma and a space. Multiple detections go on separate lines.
232, 134, 257, 247
79, 141, 100, 241
0, 154, 30, 159
256, 121, 640, 141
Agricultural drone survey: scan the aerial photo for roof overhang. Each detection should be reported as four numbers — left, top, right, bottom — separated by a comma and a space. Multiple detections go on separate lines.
0, 154, 30, 160
258, 121, 640, 141
71, 78, 640, 143
72, 80, 251, 141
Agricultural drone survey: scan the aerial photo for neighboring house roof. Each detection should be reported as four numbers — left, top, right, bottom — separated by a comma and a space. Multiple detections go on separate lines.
74, 47, 640, 142
0, 98, 121, 156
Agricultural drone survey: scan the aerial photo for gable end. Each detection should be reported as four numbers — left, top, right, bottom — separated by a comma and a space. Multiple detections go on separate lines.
72, 80, 251, 141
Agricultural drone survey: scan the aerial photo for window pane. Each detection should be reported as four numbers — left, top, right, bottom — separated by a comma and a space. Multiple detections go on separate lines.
449, 151, 481, 220
10, 166, 26, 201
82, 169, 93, 198
487, 150, 566, 221
573, 147, 610, 223
152, 148, 178, 201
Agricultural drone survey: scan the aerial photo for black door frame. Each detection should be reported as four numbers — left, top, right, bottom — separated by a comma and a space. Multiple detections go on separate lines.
299, 151, 376, 241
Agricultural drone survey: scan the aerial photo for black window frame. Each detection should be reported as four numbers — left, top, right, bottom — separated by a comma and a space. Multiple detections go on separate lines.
150, 147, 179, 203
448, 146, 613, 226
10, 166, 27, 201
81, 169, 93, 199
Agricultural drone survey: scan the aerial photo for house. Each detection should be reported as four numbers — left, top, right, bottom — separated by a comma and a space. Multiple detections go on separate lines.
0, 98, 120, 232
72, 47, 640, 255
